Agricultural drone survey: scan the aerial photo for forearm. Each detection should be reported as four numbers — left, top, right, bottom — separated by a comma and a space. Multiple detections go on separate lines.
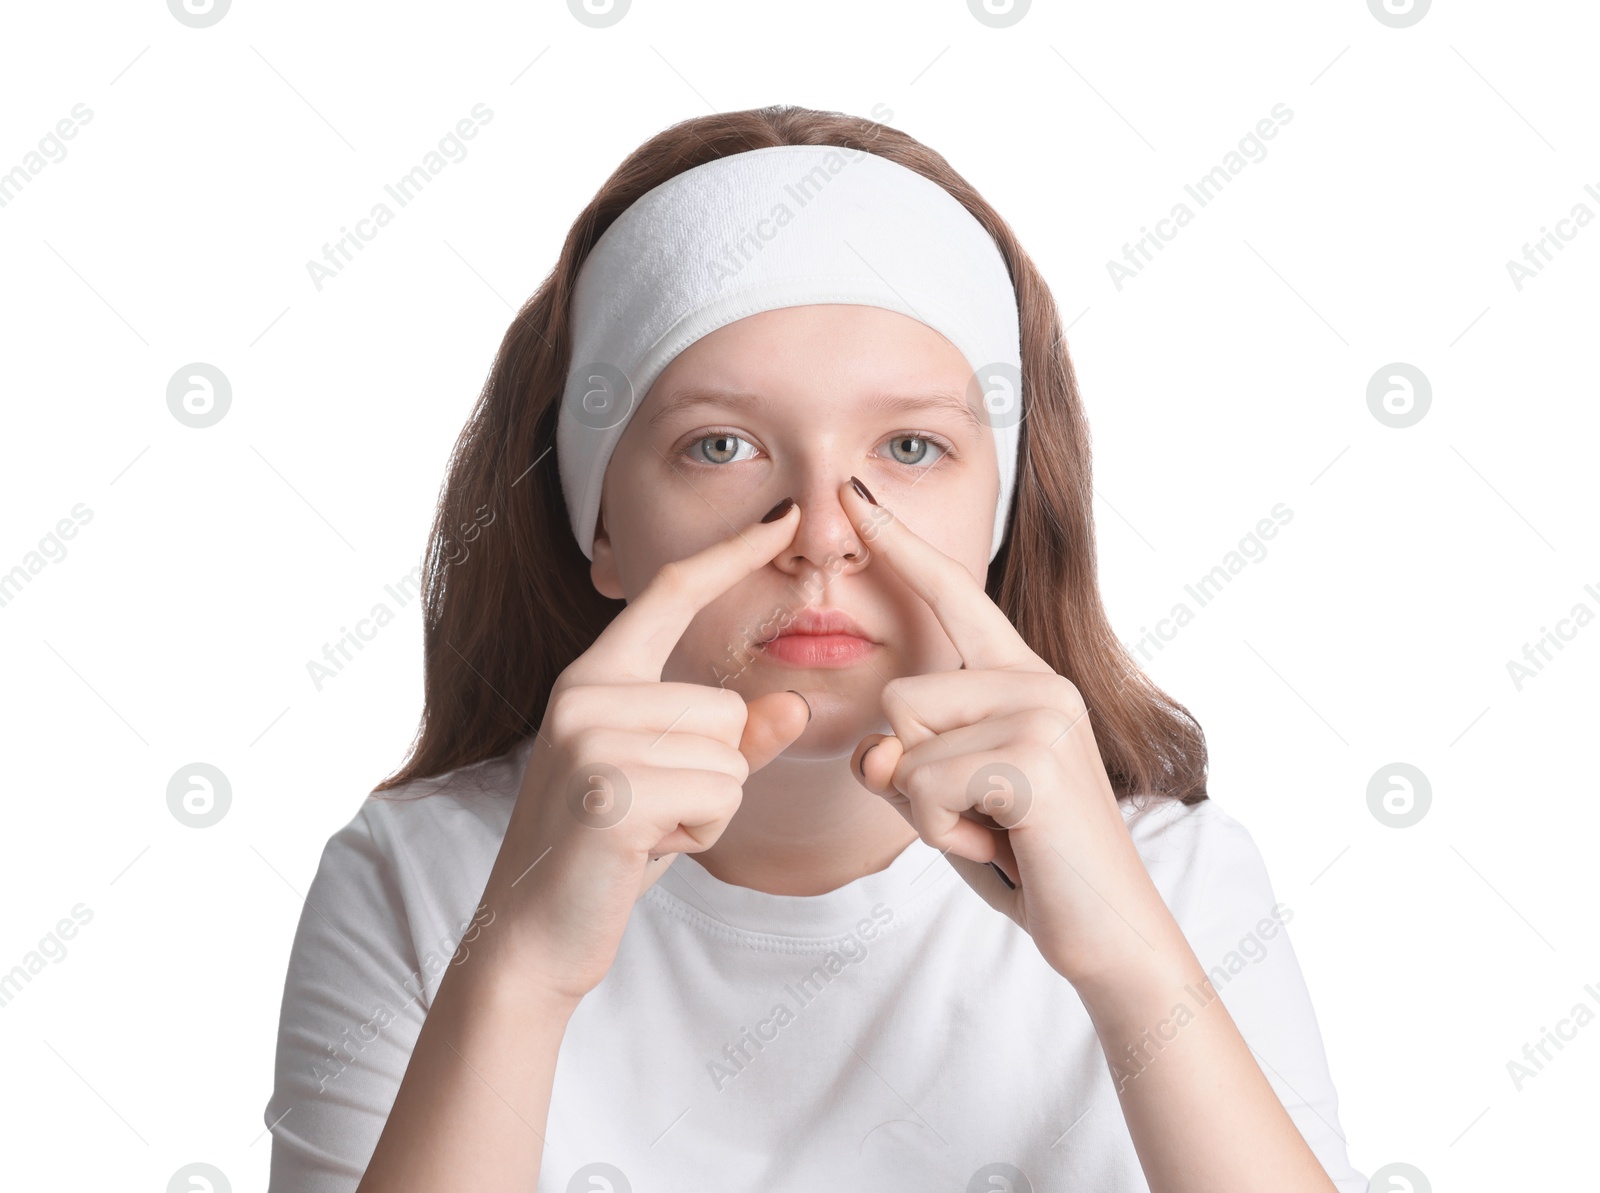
1075, 944, 1337, 1193
356, 945, 579, 1192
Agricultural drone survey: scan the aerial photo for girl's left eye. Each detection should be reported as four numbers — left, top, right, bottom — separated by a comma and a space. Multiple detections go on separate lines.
880, 434, 948, 468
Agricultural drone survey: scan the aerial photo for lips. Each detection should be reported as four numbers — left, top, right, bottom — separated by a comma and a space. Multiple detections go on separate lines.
760, 607, 874, 644
756, 607, 879, 668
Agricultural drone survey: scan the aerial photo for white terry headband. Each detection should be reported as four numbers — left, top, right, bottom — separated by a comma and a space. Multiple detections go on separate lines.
556, 143, 1024, 563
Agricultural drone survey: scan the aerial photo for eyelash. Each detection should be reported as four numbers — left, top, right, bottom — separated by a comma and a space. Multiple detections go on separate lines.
678, 428, 959, 471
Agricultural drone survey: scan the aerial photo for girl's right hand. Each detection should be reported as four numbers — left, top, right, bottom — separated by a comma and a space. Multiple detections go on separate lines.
474, 502, 812, 1004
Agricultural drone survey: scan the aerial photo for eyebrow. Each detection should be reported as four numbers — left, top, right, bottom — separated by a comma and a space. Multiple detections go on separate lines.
644, 386, 983, 432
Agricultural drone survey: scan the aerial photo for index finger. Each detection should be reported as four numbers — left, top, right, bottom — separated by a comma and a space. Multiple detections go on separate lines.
839, 478, 1045, 673
566, 501, 802, 685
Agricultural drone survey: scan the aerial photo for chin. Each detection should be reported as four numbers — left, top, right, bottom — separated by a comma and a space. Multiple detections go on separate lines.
776, 683, 896, 763
774, 717, 877, 764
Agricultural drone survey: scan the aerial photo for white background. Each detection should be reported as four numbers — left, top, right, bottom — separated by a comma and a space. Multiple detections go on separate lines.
1, 1, 1595, 1189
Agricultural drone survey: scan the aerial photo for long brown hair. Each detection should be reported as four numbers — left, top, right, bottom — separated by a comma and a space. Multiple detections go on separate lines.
372, 104, 1207, 805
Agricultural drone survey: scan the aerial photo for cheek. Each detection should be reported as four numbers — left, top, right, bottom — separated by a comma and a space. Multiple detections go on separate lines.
894, 490, 992, 571
600, 443, 713, 594
881, 588, 960, 670
610, 504, 700, 598
658, 591, 769, 683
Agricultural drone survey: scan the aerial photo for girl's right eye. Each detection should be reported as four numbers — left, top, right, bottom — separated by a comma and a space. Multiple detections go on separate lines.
687, 432, 759, 466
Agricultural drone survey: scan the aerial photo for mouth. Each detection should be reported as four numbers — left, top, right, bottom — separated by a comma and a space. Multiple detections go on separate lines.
757, 608, 879, 669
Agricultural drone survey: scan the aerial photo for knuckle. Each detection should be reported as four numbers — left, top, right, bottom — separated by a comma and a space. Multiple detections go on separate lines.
544, 688, 585, 742
1024, 706, 1071, 742
648, 559, 691, 604
705, 772, 745, 815
723, 743, 752, 784
882, 675, 914, 710
565, 725, 612, 765
1055, 675, 1087, 715
707, 686, 751, 740
1012, 744, 1049, 777
894, 762, 935, 803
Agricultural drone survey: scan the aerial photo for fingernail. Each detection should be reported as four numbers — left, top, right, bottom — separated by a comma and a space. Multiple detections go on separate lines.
760, 497, 796, 523
786, 689, 811, 722
858, 741, 879, 779
848, 476, 877, 505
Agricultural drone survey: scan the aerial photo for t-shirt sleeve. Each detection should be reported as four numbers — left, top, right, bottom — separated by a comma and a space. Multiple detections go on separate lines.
262, 805, 430, 1193
1173, 805, 1367, 1192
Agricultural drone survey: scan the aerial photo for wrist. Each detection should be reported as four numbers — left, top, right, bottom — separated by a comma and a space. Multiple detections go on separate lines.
1069, 941, 1210, 1025
445, 934, 588, 1023
1038, 833, 1198, 997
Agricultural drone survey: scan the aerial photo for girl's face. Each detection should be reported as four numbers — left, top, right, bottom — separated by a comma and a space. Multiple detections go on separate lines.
590, 303, 999, 759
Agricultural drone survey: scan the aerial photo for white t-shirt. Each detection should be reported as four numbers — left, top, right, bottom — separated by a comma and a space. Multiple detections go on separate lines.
264, 737, 1366, 1191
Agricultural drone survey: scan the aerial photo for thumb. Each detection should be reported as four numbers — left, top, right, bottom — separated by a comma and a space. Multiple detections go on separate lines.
738, 689, 811, 772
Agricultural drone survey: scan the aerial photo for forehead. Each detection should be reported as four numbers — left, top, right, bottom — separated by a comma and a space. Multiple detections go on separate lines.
642, 304, 979, 424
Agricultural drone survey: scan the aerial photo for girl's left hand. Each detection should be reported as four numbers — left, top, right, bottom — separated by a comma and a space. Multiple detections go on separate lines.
840, 480, 1174, 989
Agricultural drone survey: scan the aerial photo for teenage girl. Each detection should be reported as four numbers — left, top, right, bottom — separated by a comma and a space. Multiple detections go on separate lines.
265, 104, 1364, 1193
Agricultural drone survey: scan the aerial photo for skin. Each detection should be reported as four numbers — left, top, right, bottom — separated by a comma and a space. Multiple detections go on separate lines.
589, 303, 988, 896
356, 304, 1338, 1192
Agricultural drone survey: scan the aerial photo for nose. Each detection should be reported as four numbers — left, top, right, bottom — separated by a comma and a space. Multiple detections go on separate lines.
768, 476, 870, 581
